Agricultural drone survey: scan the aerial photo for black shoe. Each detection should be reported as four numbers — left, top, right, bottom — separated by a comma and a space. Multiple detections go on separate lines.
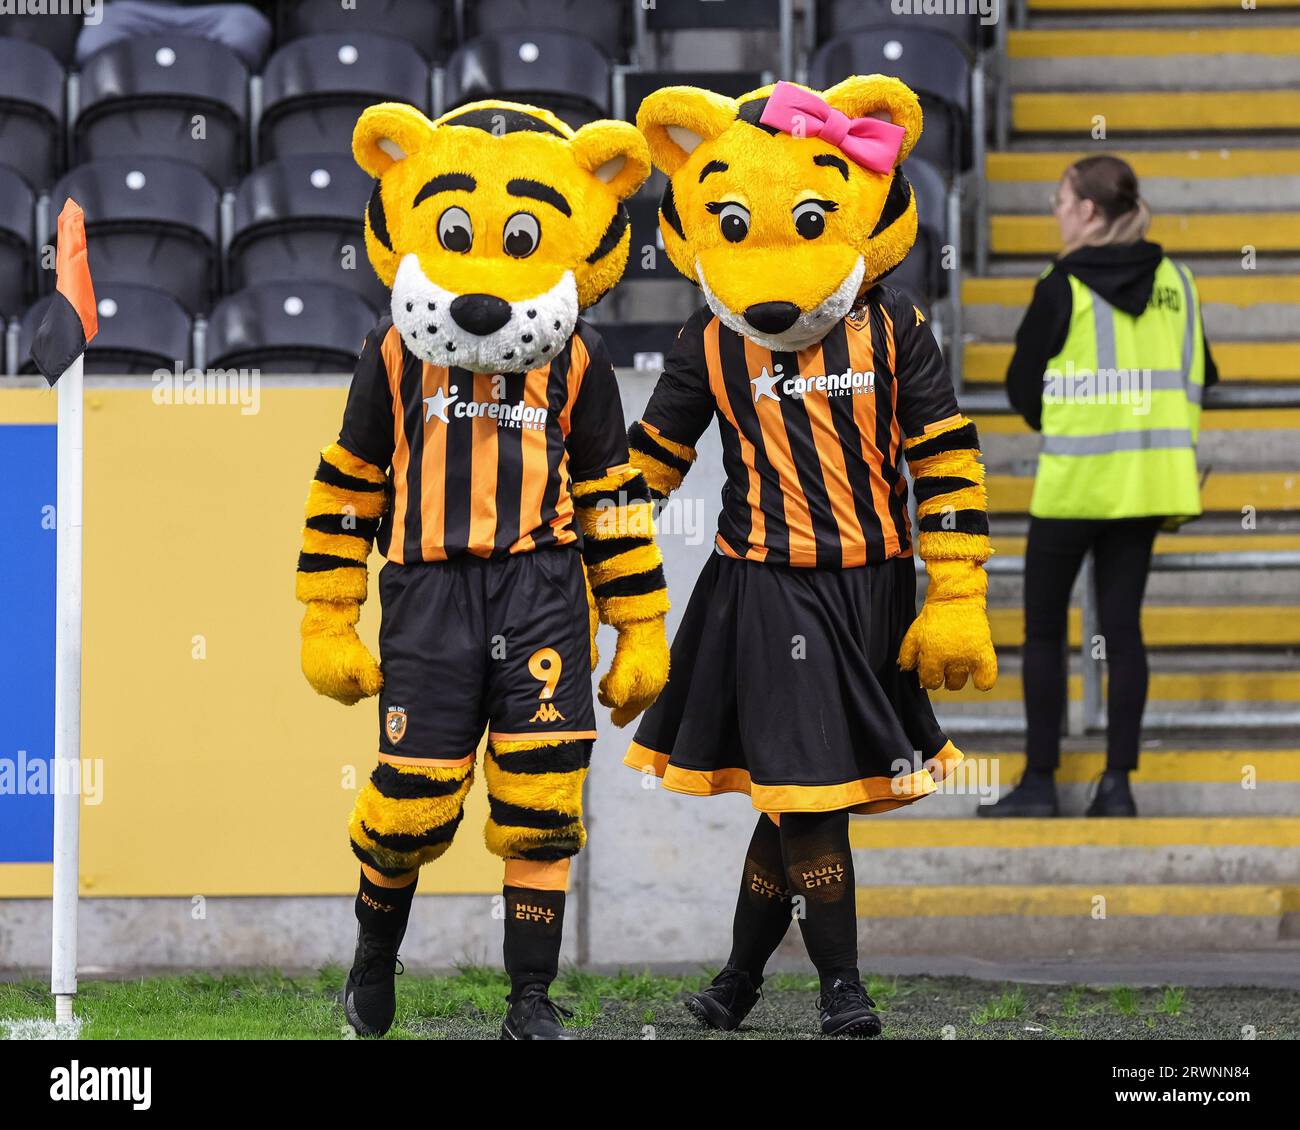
817, 978, 883, 1038
500, 983, 575, 1040
343, 926, 405, 1037
979, 770, 1059, 818
684, 967, 762, 1031
1087, 770, 1138, 817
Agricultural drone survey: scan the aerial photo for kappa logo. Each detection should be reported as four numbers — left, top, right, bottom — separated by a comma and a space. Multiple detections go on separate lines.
800, 863, 846, 889
750, 362, 876, 403
385, 706, 408, 745
530, 702, 567, 724
424, 384, 548, 431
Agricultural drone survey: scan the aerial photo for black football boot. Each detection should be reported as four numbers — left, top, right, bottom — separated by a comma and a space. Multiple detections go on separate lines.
342, 924, 405, 1037
978, 768, 1060, 818
500, 983, 575, 1040
817, 978, 883, 1038
1086, 769, 1138, 817
684, 966, 762, 1031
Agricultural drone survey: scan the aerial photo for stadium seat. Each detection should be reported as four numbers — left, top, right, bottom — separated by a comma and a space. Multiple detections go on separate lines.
886, 157, 949, 305
644, 0, 784, 32
0, 8, 81, 66
810, 28, 972, 177
812, 0, 985, 55
444, 30, 610, 129
278, 0, 454, 61
623, 197, 678, 282
52, 158, 221, 316
259, 32, 430, 160
19, 284, 193, 375
622, 69, 766, 127
75, 35, 250, 189
599, 322, 683, 371
76, 1, 274, 71
0, 165, 35, 317
640, 0, 791, 77
0, 38, 65, 190
465, 0, 630, 61
206, 281, 377, 372
228, 154, 387, 309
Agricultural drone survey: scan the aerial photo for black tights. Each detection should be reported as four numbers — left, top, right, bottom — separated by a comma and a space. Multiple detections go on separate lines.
726, 810, 858, 992
1023, 516, 1161, 772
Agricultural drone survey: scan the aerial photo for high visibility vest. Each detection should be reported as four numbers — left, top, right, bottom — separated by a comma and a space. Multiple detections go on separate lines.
1031, 256, 1205, 520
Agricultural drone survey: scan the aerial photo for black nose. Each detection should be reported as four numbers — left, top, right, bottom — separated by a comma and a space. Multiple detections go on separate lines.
449, 293, 512, 336
744, 301, 801, 335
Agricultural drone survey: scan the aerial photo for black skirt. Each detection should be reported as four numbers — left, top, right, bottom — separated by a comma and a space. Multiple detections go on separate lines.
625, 552, 963, 815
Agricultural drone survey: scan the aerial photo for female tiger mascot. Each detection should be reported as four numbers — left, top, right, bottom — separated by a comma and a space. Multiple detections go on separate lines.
296, 100, 669, 1040
625, 78, 997, 1037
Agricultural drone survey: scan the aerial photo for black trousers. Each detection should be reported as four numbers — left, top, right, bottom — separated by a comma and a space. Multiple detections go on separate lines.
1023, 516, 1162, 772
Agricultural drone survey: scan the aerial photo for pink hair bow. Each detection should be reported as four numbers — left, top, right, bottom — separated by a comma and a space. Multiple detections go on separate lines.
759, 81, 904, 174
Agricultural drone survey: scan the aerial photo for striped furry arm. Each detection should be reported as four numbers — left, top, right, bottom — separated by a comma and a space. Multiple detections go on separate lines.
296, 442, 389, 603
903, 416, 992, 564
627, 420, 697, 500
572, 463, 670, 627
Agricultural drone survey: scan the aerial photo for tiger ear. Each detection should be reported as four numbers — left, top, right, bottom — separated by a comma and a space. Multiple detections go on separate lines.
569, 119, 651, 201
353, 102, 438, 177
636, 86, 737, 176
822, 75, 923, 166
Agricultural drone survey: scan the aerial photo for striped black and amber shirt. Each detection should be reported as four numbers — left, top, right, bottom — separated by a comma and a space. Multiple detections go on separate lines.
641, 286, 962, 568
338, 317, 627, 562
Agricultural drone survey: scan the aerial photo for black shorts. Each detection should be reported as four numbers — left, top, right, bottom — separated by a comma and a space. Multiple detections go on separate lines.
377, 548, 596, 761
626, 552, 960, 815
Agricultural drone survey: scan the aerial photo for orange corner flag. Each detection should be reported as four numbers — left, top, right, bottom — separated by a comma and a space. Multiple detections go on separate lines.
30, 198, 98, 386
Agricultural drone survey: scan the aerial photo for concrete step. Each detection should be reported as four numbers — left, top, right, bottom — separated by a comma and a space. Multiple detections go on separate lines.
961, 274, 1300, 340
884, 751, 1300, 819
983, 604, 1300, 648
1013, 89, 1300, 133
1030, 0, 1300, 10
986, 148, 1300, 212
988, 532, 1300, 555
986, 471, 1300, 513
991, 211, 1300, 256
967, 340, 1300, 384
852, 883, 1298, 956
1008, 26, 1300, 90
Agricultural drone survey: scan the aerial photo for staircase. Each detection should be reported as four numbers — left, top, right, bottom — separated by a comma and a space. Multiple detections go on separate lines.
863, 0, 1300, 961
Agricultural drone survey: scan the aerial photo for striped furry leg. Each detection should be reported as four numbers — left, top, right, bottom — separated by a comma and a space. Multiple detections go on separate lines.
484, 738, 592, 861
348, 757, 475, 878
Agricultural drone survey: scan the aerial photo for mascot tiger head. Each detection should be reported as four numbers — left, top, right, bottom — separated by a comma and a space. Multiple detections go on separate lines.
637, 77, 923, 352
354, 100, 650, 372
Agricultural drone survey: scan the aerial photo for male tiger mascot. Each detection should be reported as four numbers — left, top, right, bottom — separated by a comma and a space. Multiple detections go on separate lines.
623, 77, 998, 1037
295, 99, 669, 1040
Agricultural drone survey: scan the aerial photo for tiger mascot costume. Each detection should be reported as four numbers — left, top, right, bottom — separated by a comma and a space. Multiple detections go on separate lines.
624, 78, 998, 1037
295, 99, 669, 1040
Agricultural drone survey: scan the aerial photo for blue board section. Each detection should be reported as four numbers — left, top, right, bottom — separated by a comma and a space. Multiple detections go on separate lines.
0, 424, 57, 864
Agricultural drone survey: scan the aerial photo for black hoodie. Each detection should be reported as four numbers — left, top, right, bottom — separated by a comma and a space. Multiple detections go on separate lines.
1005, 240, 1219, 430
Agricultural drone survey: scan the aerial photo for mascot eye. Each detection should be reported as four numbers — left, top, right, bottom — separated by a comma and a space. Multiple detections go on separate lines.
503, 212, 540, 258
438, 206, 473, 253
717, 202, 750, 243
793, 200, 828, 240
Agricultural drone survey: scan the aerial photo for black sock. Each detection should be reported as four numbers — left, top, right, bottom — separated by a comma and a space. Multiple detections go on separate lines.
502, 886, 566, 998
355, 868, 417, 940
725, 814, 794, 984
779, 810, 859, 996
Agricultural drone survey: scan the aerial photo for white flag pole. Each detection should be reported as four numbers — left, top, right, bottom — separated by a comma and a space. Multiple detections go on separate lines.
51, 349, 84, 1024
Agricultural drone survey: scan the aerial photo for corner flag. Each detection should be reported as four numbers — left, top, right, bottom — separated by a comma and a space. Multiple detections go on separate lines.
34, 198, 97, 1025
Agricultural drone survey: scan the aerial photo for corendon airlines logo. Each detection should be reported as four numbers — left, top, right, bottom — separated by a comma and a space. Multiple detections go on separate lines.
423, 383, 548, 431
750, 362, 876, 403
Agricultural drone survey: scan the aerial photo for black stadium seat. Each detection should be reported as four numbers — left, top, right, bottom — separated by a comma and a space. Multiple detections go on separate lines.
52, 158, 221, 316
0, 38, 65, 190
623, 197, 677, 282
0, 165, 35, 316
810, 28, 972, 177
259, 32, 430, 160
228, 154, 387, 309
20, 284, 193, 375
886, 157, 948, 305
622, 69, 766, 128
599, 322, 682, 371
0, 8, 81, 66
814, 0, 984, 54
465, 0, 630, 61
645, 0, 783, 31
444, 30, 610, 129
279, 0, 455, 61
206, 282, 378, 372
76, 36, 250, 189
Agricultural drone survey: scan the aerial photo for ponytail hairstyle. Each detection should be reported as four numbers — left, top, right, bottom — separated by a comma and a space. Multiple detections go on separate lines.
1063, 155, 1151, 251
